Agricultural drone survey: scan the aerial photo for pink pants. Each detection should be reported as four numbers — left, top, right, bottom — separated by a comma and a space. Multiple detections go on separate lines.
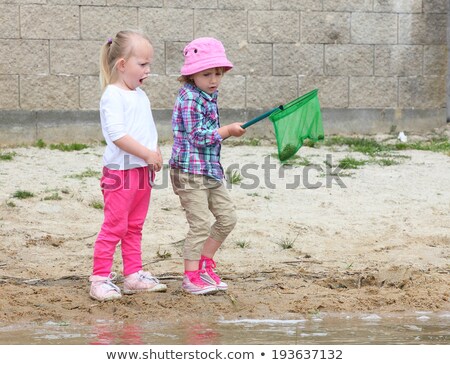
92, 166, 153, 277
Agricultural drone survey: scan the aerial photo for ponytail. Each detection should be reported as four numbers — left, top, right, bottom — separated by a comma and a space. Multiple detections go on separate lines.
99, 40, 113, 91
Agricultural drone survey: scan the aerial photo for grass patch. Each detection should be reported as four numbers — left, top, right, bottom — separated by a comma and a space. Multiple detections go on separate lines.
235, 240, 251, 249
324, 135, 450, 156
156, 248, 172, 260
374, 158, 400, 167
338, 156, 367, 169
395, 138, 450, 153
49, 143, 89, 152
324, 136, 389, 156
227, 169, 243, 184
226, 137, 261, 146
13, 190, 34, 199
43, 192, 63, 201
90, 200, 104, 210
276, 234, 298, 250
35, 139, 47, 148
0, 152, 16, 161
68, 168, 100, 179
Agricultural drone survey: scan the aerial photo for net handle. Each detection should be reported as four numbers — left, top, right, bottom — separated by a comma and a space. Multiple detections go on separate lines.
241, 105, 284, 129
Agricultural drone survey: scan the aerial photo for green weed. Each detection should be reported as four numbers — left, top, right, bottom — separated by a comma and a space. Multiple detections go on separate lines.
13, 190, 34, 199
0, 152, 16, 161
35, 139, 47, 148
227, 169, 243, 184
338, 156, 367, 169
90, 200, 104, 210
276, 234, 298, 250
43, 193, 62, 201
235, 240, 250, 249
68, 168, 100, 179
156, 248, 172, 260
49, 143, 89, 152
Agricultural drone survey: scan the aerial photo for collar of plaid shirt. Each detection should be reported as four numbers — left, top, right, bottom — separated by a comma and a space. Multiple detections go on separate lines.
169, 83, 224, 181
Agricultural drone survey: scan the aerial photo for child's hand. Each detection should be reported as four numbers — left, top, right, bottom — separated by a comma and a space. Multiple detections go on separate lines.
227, 123, 246, 137
146, 150, 162, 172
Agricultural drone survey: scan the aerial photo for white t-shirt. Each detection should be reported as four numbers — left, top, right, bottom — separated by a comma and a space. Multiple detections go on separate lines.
100, 85, 158, 170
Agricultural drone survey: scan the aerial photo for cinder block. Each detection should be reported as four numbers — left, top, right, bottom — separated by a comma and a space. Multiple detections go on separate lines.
195, 10, 247, 42
108, 0, 162, 6
80, 76, 101, 111
325, 45, 373, 76
140, 8, 193, 42
20, 75, 79, 110
350, 77, 398, 108
274, 43, 324, 76
323, 0, 372, 11
351, 12, 397, 44
424, 45, 447, 75
143, 75, 180, 109
50, 40, 102, 76
148, 40, 165, 76
248, 11, 300, 43
0, 75, 19, 109
399, 14, 447, 45
246, 76, 297, 109
423, 0, 448, 13
301, 12, 350, 44
373, 0, 422, 13
0, 5, 19, 38
81, 6, 138, 40
0, 40, 49, 74
21, 5, 79, 39
227, 42, 272, 76
165, 42, 186, 75
218, 75, 246, 109
399, 76, 446, 108
272, 0, 321, 10
375, 45, 422, 76
165, 0, 217, 8
299, 76, 349, 108
218, 0, 270, 10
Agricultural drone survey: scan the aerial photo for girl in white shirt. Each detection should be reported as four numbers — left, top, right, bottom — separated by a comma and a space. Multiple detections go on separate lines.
89, 30, 166, 301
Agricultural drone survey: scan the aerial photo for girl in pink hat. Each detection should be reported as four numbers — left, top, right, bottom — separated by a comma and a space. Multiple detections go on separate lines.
169, 37, 246, 295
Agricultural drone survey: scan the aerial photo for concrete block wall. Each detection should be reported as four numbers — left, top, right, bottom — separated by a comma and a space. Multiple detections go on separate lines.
0, 0, 448, 144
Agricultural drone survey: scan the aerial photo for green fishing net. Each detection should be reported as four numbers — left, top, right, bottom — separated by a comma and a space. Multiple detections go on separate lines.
269, 89, 324, 162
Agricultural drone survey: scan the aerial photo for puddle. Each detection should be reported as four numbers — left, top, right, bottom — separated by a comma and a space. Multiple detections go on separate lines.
0, 312, 448, 345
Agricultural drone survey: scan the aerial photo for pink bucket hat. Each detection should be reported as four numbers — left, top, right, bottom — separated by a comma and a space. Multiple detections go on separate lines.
181, 37, 233, 76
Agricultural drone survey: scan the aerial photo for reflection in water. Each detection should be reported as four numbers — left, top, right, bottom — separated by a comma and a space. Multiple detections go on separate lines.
0, 312, 449, 345
183, 323, 221, 345
90, 323, 144, 345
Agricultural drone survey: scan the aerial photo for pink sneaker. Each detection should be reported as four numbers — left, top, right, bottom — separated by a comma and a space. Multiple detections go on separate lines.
182, 270, 218, 295
199, 256, 228, 291
89, 273, 122, 301
123, 270, 167, 294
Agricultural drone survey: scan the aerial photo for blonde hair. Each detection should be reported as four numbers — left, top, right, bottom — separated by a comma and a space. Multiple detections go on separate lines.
99, 30, 151, 91
177, 67, 226, 85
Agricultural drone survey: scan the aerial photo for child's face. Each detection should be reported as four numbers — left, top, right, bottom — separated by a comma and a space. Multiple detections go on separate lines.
191, 68, 224, 95
117, 38, 153, 91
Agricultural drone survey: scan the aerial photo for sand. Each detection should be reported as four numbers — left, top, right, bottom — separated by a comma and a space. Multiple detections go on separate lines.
0, 129, 449, 326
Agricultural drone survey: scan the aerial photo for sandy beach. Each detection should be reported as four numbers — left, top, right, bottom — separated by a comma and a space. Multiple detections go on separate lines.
0, 128, 449, 326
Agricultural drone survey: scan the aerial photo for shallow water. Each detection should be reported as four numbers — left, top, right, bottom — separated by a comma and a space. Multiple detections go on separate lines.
0, 312, 449, 345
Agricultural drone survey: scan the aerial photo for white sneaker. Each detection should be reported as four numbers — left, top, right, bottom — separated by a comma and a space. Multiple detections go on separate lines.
123, 270, 167, 294
89, 273, 121, 301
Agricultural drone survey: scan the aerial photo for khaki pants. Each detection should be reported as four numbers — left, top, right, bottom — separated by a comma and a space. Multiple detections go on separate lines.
170, 169, 237, 260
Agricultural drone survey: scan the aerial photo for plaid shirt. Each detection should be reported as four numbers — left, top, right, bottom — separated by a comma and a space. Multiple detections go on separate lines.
169, 83, 224, 181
